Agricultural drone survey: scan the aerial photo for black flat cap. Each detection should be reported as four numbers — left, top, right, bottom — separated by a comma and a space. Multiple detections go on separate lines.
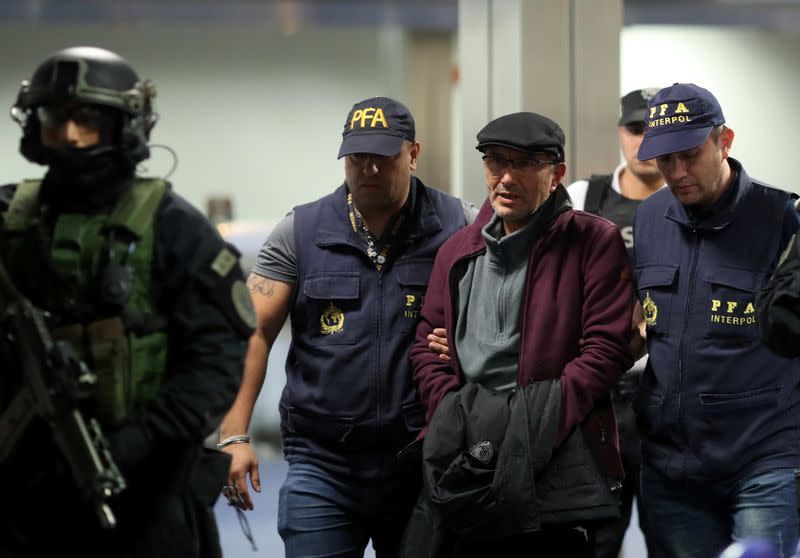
475, 112, 565, 160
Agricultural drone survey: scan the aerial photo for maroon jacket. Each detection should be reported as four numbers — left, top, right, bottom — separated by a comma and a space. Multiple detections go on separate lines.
410, 194, 634, 478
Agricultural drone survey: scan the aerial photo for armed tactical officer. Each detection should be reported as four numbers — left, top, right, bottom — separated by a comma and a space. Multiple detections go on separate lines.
0, 46, 253, 557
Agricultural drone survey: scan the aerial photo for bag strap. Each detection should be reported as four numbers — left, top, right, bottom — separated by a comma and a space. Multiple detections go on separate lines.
584, 174, 612, 215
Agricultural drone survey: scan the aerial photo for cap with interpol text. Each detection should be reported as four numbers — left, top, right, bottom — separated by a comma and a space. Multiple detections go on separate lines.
337, 96, 416, 159
637, 83, 726, 160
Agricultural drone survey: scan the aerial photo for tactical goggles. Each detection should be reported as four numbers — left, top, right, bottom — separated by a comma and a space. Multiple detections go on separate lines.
36, 104, 106, 130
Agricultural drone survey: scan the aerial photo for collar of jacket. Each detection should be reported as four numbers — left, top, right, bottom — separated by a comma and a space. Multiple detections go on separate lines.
314, 176, 443, 249
464, 183, 573, 256
664, 157, 750, 232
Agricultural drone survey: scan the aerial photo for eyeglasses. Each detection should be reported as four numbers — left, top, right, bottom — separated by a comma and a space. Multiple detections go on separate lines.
36, 104, 106, 129
482, 154, 558, 176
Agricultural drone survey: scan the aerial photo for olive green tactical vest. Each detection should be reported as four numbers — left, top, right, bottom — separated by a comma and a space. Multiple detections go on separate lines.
1, 178, 169, 426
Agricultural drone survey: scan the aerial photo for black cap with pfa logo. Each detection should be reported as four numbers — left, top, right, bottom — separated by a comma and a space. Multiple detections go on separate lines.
337, 96, 416, 159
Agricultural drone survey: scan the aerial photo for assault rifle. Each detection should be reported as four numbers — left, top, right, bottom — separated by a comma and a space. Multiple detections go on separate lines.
0, 261, 127, 528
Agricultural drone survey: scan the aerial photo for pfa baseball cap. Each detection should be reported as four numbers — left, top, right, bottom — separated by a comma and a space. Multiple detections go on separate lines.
337, 96, 415, 159
638, 83, 726, 160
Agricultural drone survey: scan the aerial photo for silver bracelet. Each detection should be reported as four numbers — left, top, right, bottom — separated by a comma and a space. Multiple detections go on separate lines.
217, 434, 251, 450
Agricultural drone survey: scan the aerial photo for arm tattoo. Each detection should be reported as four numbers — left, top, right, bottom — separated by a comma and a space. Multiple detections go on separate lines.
246, 274, 277, 297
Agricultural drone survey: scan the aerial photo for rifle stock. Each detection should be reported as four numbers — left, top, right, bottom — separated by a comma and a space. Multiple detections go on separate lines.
0, 261, 127, 528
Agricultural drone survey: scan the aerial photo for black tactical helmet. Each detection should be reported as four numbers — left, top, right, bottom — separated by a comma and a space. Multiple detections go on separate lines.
11, 46, 158, 166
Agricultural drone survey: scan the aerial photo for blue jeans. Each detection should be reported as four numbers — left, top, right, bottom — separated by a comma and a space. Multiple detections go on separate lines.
277, 460, 420, 558
641, 463, 798, 558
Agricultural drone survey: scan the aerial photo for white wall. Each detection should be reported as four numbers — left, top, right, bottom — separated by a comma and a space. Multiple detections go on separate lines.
622, 25, 800, 192
0, 24, 408, 220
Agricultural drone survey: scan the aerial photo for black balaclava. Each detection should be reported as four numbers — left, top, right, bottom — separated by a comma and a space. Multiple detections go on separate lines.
37, 107, 135, 214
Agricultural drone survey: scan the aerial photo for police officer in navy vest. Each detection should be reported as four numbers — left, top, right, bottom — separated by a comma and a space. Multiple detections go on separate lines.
218, 96, 473, 557
567, 88, 665, 558
632, 83, 800, 558
0, 46, 253, 556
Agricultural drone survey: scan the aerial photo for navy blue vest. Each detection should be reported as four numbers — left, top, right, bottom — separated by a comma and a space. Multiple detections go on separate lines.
282, 178, 466, 476
632, 159, 800, 481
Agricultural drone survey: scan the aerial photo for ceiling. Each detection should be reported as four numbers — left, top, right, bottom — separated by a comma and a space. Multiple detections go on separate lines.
626, 0, 800, 28
4, 0, 800, 30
